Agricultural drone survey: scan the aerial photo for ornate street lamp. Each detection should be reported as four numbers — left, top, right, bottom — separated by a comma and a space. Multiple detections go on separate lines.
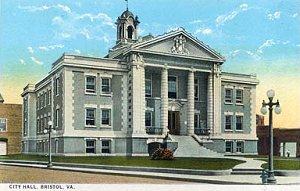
44, 121, 56, 168
260, 89, 281, 184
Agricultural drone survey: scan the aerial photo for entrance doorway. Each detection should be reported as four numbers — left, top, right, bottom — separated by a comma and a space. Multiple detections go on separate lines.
168, 111, 180, 135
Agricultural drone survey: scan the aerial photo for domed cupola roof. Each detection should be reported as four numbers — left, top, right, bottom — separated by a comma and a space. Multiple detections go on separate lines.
120, 10, 134, 18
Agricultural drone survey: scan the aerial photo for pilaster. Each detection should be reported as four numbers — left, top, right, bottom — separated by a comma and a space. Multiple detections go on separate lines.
213, 64, 222, 135
207, 73, 214, 134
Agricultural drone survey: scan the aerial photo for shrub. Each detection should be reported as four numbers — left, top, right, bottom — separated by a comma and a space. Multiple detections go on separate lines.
151, 148, 174, 160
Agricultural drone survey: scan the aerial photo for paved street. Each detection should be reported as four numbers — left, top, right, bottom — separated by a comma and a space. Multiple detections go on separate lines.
0, 165, 191, 184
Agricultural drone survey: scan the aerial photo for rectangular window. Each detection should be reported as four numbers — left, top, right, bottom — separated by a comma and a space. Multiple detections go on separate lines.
236, 116, 243, 131
37, 119, 40, 133
168, 76, 177, 99
101, 109, 111, 125
48, 90, 51, 105
225, 115, 232, 130
236, 141, 244, 153
55, 109, 59, 127
101, 78, 111, 94
55, 77, 60, 96
194, 114, 200, 128
86, 76, 96, 93
40, 94, 44, 108
0, 118, 7, 132
86, 108, 96, 126
101, 140, 111, 153
44, 92, 47, 107
236, 89, 243, 104
194, 79, 199, 100
145, 112, 152, 127
225, 89, 233, 103
145, 79, 152, 97
86, 140, 95, 153
225, 141, 233, 153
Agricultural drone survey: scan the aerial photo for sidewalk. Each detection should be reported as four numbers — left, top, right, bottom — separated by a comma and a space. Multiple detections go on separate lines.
0, 160, 299, 185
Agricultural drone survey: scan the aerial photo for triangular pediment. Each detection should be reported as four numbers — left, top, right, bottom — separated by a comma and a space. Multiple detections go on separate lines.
132, 28, 225, 62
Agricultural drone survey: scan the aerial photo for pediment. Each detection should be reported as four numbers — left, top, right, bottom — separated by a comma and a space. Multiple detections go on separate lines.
132, 29, 225, 62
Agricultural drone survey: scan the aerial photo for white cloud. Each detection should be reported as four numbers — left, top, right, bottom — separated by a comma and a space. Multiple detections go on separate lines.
76, 13, 114, 27
189, 19, 202, 24
18, 4, 71, 13
31, 57, 43, 65
74, 49, 81, 54
27, 47, 34, 54
39, 46, 49, 51
60, 33, 71, 39
257, 39, 276, 53
297, 44, 300, 47
267, 11, 281, 20
52, 16, 64, 25
38, 44, 64, 51
229, 50, 241, 57
216, 3, 249, 26
195, 28, 213, 35
292, 13, 298, 18
19, 59, 26, 65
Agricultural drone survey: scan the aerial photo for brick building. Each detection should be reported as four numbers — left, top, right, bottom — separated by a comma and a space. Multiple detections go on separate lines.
0, 94, 22, 155
256, 115, 300, 157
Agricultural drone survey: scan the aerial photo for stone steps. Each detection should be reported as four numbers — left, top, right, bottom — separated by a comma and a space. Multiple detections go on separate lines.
169, 135, 222, 158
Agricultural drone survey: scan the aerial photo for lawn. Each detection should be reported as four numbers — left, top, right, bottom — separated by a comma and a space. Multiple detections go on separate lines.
0, 154, 244, 170
261, 159, 300, 170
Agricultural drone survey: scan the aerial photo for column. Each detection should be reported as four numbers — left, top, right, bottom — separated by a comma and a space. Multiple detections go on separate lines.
213, 65, 222, 135
187, 70, 195, 135
207, 73, 214, 134
282, 142, 286, 157
161, 67, 168, 134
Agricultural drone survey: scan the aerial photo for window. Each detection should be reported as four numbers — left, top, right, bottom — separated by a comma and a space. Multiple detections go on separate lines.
101, 78, 111, 94
101, 140, 111, 153
225, 89, 233, 103
48, 90, 51, 105
55, 109, 59, 127
86, 108, 96, 126
37, 119, 40, 133
145, 79, 152, 97
236, 89, 243, 104
127, 26, 133, 39
44, 92, 47, 107
55, 77, 60, 96
236, 141, 244, 153
0, 118, 7, 132
225, 115, 232, 130
101, 109, 111, 125
194, 79, 199, 100
194, 114, 201, 128
225, 141, 233, 153
40, 94, 44, 108
86, 140, 95, 153
86, 76, 96, 93
236, 116, 243, 131
145, 112, 152, 127
168, 76, 177, 99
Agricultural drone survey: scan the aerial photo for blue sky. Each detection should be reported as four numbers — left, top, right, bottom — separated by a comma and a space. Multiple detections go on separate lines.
0, 0, 299, 127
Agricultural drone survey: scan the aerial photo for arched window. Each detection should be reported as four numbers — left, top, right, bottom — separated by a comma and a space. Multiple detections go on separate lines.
119, 26, 122, 39
127, 26, 134, 39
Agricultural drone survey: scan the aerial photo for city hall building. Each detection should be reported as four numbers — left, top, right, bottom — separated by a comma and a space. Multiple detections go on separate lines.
22, 9, 259, 157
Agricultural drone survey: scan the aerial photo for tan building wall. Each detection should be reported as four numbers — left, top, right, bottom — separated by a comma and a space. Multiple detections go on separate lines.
0, 103, 22, 155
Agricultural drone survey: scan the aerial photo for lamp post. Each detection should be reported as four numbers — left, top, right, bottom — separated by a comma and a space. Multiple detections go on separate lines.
44, 121, 56, 168
260, 89, 281, 184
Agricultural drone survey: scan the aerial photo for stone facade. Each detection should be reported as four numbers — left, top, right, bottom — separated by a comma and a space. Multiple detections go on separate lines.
0, 101, 22, 155
21, 9, 259, 156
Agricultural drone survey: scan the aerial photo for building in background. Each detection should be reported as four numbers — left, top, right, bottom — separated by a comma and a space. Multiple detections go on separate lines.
256, 115, 300, 157
22, 9, 259, 157
0, 94, 22, 155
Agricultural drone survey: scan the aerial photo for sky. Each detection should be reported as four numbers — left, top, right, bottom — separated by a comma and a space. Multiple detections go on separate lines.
0, 0, 299, 128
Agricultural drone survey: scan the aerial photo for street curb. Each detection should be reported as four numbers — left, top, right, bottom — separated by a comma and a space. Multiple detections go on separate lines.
275, 170, 300, 176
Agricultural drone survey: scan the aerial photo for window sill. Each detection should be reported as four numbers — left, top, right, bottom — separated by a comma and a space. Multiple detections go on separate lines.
235, 130, 244, 132
101, 125, 112, 129
85, 92, 97, 96
224, 129, 233, 132
100, 93, 112, 97
85, 125, 97, 128
235, 103, 244, 106
224, 102, 233, 105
